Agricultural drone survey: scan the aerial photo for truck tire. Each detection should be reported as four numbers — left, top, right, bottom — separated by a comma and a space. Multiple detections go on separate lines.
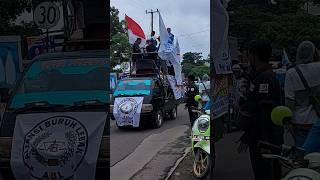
151, 110, 163, 128
169, 106, 178, 120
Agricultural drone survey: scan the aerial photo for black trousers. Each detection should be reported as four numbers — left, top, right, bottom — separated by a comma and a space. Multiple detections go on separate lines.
188, 107, 198, 126
249, 143, 282, 180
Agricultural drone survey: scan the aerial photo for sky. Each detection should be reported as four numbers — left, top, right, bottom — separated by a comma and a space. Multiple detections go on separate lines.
111, 0, 210, 57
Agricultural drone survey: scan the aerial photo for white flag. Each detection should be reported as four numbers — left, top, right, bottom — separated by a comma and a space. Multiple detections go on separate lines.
113, 97, 144, 127
159, 13, 170, 50
213, 0, 232, 74
175, 38, 181, 63
11, 112, 106, 180
167, 75, 183, 100
158, 14, 182, 85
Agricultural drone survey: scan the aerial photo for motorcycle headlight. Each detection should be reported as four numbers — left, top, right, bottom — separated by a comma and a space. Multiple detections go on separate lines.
197, 118, 209, 132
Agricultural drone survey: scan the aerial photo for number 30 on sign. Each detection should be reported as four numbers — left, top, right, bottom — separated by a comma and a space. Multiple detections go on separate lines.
33, 2, 60, 29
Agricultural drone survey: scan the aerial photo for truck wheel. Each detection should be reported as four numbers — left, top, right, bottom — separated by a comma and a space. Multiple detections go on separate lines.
170, 106, 178, 120
151, 110, 163, 128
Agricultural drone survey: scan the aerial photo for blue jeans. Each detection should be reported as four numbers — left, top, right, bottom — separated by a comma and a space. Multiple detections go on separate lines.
303, 120, 320, 154
292, 126, 310, 147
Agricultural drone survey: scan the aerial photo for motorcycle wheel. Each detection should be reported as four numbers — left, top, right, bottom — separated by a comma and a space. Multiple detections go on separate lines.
193, 149, 211, 179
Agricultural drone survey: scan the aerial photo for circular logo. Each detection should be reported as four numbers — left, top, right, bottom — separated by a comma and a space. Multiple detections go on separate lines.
118, 98, 138, 117
23, 116, 88, 179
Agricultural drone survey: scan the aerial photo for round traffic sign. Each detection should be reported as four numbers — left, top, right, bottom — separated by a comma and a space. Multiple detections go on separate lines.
33, 2, 60, 29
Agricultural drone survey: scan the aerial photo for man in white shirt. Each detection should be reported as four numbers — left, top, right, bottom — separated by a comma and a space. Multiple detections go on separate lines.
199, 74, 210, 106
285, 41, 320, 147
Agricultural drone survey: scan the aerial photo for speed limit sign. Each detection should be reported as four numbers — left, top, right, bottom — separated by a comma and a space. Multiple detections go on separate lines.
34, 2, 60, 29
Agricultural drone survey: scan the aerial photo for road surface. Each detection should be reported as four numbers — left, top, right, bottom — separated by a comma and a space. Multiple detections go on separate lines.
170, 129, 295, 180
110, 105, 191, 180
170, 132, 253, 180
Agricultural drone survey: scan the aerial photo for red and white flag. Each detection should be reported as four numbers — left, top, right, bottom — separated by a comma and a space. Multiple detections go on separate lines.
125, 15, 146, 47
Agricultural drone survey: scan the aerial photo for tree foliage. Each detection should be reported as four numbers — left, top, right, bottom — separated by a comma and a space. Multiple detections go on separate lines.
228, 0, 320, 59
110, 6, 132, 69
182, 52, 209, 78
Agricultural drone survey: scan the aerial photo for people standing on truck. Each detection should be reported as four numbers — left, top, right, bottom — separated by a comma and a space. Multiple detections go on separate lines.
132, 38, 143, 71
239, 40, 283, 180
284, 41, 320, 148
146, 39, 157, 61
167, 28, 174, 45
185, 75, 199, 126
149, 31, 158, 47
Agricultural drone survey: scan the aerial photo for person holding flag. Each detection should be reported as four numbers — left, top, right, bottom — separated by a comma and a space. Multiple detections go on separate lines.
132, 38, 143, 69
125, 15, 146, 71
167, 28, 174, 45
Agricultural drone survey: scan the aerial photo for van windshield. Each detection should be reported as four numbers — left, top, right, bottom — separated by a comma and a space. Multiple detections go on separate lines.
10, 58, 108, 109
113, 79, 152, 96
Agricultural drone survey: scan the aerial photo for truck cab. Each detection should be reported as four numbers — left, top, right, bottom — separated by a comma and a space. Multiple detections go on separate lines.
110, 59, 179, 129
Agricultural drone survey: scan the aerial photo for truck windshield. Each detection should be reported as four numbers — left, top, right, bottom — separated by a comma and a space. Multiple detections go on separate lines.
9, 58, 108, 109
113, 79, 152, 96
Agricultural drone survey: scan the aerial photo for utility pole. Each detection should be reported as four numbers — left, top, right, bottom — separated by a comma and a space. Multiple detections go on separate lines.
146, 9, 159, 33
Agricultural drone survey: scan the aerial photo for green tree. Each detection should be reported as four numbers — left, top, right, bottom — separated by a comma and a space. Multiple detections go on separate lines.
110, 6, 132, 70
182, 52, 203, 65
228, 0, 320, 59
182, 52, 209, 77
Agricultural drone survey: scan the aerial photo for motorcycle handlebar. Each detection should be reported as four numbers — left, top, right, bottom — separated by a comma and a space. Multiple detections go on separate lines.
258, 141, 282, 153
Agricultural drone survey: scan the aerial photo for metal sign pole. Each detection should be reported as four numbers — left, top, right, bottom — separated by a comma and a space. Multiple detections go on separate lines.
46, 28, 49, 53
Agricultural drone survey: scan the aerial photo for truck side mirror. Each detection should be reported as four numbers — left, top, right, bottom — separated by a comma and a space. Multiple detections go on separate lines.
0, 88, 10, 103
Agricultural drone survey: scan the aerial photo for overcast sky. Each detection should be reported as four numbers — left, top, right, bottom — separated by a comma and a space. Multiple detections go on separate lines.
111, 0, 210, 57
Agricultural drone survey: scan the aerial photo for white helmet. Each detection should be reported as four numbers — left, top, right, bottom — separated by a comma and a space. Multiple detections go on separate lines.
305, 153, 320, 171
232, 64, 241, 71
282, 168, 320, 180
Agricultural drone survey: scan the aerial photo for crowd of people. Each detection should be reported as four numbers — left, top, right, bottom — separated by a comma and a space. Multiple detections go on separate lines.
234, 40, 320, 180
183, 40, 320, 180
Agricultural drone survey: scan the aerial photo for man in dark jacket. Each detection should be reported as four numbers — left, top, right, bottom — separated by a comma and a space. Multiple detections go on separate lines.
132, 38, 142, 69
146, 40, 157, 60
240, 40, 283, 180
185, 75, 199, 126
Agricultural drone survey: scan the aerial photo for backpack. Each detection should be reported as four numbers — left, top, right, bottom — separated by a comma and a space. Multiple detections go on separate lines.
295, 66, 320, 117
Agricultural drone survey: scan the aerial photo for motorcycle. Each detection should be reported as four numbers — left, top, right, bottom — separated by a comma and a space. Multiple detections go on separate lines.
258, 106, 320, 180
191, 107, 211, 178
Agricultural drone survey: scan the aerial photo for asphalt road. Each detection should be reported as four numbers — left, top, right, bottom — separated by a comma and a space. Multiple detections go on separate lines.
110, 105, 191, 180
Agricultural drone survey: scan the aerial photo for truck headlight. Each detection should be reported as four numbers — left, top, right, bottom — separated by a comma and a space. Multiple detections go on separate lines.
142, 104, 153, 113
109, 105, 114, 113
197, 118, 209, 132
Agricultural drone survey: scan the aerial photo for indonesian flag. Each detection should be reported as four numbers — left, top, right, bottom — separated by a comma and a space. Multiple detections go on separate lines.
125, 15, 146, 47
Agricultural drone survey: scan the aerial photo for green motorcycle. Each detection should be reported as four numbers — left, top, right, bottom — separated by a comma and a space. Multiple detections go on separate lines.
191, 96, 211, 178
